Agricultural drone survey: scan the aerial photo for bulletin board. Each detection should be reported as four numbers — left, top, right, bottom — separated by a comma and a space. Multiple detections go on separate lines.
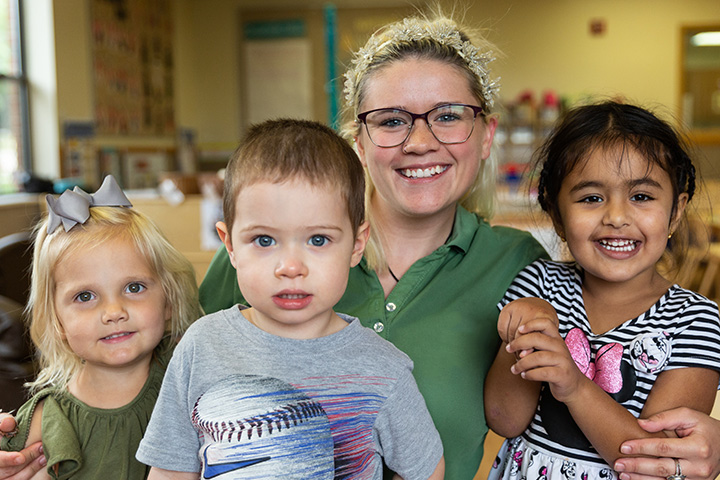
244, 38, 313, 125
90, 0, 175, 136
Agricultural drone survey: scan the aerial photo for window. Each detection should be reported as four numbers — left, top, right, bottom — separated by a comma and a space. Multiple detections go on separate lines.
0, 0, 28, 193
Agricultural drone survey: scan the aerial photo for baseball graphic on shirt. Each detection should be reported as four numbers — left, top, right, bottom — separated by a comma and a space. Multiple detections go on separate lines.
192, 374, 334, 479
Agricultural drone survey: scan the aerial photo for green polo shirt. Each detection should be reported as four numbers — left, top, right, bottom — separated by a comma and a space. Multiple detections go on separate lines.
199, 206, 547, 480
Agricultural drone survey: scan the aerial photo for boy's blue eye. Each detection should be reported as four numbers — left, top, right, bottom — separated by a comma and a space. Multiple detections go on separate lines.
309, 235, 329, 247
125, 282, 146, 294
253, 235, 275, 247
75, 291, 95, 303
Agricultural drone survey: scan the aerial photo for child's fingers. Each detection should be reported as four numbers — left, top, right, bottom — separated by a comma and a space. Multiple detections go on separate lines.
498, 309, 523, 344
506, 330, 563, 355
517, 317, 561, 337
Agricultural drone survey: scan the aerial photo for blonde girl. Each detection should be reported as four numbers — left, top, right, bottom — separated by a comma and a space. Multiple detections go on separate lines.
0, 176, 202, 480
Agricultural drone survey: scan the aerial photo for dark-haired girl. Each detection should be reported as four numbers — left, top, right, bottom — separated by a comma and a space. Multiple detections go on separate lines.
485, 101, 720, 480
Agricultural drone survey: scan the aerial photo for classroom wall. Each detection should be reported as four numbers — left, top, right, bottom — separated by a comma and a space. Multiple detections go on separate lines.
49, 0, 720, 165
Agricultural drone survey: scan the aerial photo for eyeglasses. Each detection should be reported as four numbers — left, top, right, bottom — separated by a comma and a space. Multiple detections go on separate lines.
357, 104, 485, 148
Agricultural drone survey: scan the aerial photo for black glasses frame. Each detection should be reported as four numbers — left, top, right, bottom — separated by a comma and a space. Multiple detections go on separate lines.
356, 103, 485, 148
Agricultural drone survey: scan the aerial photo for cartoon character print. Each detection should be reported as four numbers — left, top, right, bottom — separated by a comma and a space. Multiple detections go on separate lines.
527, 450, 538, 468
599, 468, 614, 479
561, 460, 575, 480
537, 465, 548, 480
510, 450, 524, 476
565, 328, 623, 394
630, 331, 671, 373
539, 328, 637, 450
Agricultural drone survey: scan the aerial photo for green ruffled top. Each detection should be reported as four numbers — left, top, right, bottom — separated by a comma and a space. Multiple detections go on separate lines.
1, 339, 173, 480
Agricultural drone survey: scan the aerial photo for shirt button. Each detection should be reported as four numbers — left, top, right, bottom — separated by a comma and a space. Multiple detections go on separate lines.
386, 302, 396, 312
373, 322, 384, 333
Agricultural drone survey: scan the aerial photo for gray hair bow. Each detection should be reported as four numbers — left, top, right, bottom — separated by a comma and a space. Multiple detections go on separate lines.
46, 175, 132, 234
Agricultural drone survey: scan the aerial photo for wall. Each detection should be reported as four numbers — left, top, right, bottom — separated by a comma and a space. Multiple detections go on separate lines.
474, 0, 720, 108
48, 0, 720, 168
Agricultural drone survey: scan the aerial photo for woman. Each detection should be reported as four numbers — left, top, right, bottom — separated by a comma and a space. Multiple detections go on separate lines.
2, 10, 719, 480
200, 13, 545, 479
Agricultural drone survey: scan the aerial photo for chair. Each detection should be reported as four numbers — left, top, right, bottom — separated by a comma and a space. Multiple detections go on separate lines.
0, 231, 33, 306
0, 232, 34, 411
697, 244, 720, 302
0, 295, 34, 411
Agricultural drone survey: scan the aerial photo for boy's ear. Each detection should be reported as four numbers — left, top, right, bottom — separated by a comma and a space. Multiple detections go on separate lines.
350, 221, 370, 267
215, 221, 236, 267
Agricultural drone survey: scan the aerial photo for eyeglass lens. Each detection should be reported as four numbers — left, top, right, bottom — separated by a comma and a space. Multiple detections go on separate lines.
364, 104, 478, 147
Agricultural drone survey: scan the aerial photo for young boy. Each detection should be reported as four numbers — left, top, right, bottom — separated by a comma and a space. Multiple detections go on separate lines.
136, 119, 444, 480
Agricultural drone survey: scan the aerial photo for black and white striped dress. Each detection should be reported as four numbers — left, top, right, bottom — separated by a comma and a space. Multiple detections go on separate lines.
488, 260, 720, 480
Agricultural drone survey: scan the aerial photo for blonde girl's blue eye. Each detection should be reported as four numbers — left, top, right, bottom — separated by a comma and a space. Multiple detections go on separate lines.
75, 291, 95, 303
309, 235, 329, 247
125, 282, 146, 294
253, 235, 275, 247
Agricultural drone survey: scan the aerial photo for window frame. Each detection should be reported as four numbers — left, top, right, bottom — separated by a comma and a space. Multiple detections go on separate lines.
0, 0, 31, 184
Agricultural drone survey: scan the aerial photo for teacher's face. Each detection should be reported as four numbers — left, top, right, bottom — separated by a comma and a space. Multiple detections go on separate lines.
355, 58, 497, 219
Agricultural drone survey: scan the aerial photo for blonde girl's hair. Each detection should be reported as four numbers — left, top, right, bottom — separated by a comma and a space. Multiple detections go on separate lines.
27, 207, 202, 394
339, 9, 501, 272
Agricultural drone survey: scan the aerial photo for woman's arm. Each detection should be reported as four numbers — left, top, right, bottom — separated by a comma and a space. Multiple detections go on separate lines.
614, 407, 720, 480
510, 325, 719, 466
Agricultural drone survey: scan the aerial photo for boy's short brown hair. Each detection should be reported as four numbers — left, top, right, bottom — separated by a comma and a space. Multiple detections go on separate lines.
223, 119, 365, 239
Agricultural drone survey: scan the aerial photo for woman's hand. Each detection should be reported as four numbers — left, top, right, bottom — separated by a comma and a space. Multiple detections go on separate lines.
0, 413, 45, 480
614, 407, 720, 480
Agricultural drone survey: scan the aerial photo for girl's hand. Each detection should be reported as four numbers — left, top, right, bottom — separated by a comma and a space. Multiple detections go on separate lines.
614, 407, 720, 480
498, 298, 559, 345
506, 317, 587, 402
0, 413, 46, 480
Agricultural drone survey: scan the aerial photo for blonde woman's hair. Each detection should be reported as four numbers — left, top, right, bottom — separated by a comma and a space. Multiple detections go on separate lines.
340, 9, 501, 271
27, 207, 202, 393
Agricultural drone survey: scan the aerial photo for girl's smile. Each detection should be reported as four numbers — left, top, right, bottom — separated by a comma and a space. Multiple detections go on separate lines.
557, 144, 687, 289
53, 236, 170, 372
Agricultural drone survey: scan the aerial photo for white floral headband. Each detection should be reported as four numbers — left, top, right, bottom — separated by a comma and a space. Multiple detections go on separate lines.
343, 17, 500, 111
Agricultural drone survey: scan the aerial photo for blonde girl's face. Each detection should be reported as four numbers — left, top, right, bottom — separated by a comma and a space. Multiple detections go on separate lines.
556, 145, 688, 288
354, 58, 497, 219
53, 236, 170, 372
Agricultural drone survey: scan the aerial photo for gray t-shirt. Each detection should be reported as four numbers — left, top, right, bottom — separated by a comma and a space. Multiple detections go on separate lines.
136, 307, 442, 479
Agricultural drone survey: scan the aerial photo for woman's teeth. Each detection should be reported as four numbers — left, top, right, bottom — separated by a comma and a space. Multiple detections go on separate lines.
401, 165, 448, 178
599, 239, 637, 252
